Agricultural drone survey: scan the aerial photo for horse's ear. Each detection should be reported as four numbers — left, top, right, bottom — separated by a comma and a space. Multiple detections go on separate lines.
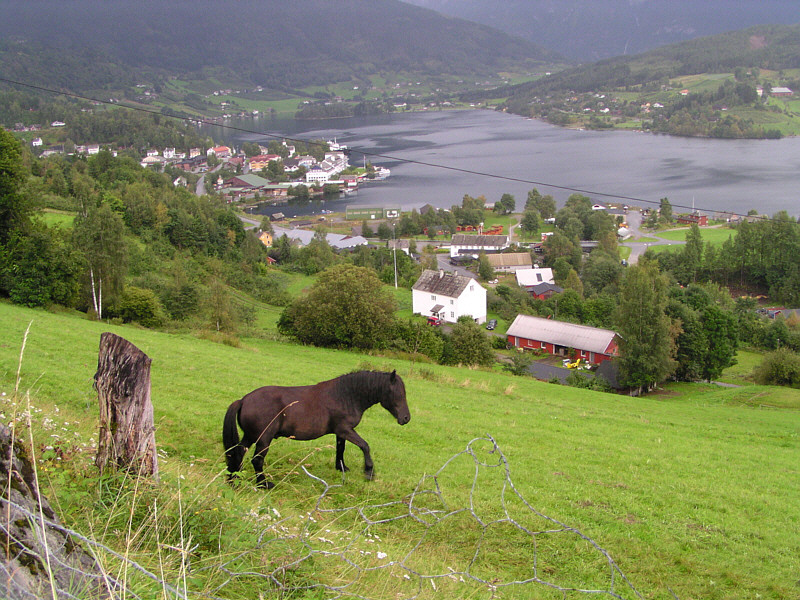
390, 369, 397, 382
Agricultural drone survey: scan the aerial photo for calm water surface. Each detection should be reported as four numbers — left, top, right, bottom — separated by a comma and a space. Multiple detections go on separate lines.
205, 110, 800, 218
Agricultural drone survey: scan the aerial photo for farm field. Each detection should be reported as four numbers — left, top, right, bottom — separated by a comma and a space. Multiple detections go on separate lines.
1, 301, 798, 599
657, 226, 735, 245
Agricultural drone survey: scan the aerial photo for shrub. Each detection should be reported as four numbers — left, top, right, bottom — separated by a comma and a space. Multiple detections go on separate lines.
118, 285, 165, 328
753, 348, 800, 387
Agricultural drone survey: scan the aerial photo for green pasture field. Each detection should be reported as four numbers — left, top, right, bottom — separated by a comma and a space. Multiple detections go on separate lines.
1, 301, 799, 599
482, 214, 516, 233
38, 209, 76, 229
656, 226, 736, 246
643, 243, 681, 255
715, 348, 762, 386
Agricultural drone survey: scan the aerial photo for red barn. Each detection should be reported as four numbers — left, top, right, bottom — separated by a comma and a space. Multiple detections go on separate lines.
677, 213, 708, 226
506, 314, 620, 365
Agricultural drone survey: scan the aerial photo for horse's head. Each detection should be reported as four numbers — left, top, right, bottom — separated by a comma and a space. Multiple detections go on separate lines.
381, 370, 410, 425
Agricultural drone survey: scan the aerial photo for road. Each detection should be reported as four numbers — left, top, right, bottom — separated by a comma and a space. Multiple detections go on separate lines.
620, 209, 685, 264
195, 163, 223, 196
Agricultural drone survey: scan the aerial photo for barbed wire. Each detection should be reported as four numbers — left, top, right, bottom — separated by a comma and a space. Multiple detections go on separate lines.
2, 436, 661, 599
0, 495, 188, 600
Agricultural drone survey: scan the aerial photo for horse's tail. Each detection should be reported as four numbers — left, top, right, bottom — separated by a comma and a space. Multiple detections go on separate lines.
223, 398, 244, 474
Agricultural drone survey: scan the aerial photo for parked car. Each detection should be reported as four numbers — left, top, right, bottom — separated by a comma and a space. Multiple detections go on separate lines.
427, 316, 442, 326
486, 319, 497, 330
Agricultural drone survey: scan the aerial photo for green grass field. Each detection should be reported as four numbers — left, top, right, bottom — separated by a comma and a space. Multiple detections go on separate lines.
657, 226, 735, 245
38, 209, 76, 228
642, 225, 737, 255
1, 301, 798, 599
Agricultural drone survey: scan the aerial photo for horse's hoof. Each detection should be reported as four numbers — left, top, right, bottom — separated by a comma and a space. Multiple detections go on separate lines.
336, 462, 350, 472
257, 481, 275, 490
364, 469, 375, 481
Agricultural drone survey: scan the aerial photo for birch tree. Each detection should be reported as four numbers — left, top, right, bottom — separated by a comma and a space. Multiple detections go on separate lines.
72, 203, 127, 319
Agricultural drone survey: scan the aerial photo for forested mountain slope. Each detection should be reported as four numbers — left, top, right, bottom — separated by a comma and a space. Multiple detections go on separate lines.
501, 24, 800, 98
0, 0, 559, 93
406, 0, 800, 62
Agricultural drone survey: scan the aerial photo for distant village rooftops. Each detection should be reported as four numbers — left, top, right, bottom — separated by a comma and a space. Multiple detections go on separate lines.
271, 226, 368, 251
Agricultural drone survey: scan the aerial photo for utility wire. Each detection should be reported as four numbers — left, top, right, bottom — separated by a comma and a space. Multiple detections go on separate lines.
0, 75, 787, 223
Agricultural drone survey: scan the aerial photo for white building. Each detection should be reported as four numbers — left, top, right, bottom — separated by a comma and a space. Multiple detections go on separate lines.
515, 267, 555, 287
449, 234, 510, 258
412, 269, 487, 325
305, 166, 333, 184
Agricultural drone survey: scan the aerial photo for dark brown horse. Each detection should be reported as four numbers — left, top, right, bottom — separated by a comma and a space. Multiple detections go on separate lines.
223, 370, 410, 488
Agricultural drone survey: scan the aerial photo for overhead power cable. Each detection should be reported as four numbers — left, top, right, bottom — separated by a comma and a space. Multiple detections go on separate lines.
0, 76, 788, 223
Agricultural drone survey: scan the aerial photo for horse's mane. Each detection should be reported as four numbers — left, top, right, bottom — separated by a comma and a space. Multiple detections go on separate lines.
334, 370, 396, 409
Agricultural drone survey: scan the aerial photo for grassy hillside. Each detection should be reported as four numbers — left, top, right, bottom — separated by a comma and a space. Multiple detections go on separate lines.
2, 301, 799, 598
484, 24, 800, 138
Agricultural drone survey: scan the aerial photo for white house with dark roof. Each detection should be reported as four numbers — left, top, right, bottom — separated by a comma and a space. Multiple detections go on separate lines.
506, 314, 619, 365
412, 270, 486, 324
449, 234, 510, 258
515, 267, 554, 287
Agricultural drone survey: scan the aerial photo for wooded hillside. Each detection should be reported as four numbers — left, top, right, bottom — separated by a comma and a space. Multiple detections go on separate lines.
0, 0, 557, 93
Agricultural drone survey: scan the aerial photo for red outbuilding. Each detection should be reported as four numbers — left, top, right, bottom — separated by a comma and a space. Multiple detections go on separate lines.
506, 314, 620, 365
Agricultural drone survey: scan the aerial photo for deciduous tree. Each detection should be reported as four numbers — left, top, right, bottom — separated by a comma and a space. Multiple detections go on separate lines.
0, 128, 29, 245
614, 260, 677, 394
72, 203, 127, 319
698, 305, 738, 382
478, 252, 494, 281
442, 318, 495, 367
278, 264, 397, 350
520, 208, 541, 235
526, 188, 556, 220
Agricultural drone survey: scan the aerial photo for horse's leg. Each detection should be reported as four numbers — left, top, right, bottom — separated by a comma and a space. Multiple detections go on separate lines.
337, 429, 374, 480
252, 438, 274, 490
335, 435, 350, 472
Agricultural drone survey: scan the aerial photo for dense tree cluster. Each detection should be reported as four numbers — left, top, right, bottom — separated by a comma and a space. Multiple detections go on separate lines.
0, 91, 208, 152
647, 81, 781, 138
0, 129, 284, 333
652, 215, 800, 305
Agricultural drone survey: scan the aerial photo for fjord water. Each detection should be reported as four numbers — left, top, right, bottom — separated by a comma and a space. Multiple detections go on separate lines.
209, 110, 800, 217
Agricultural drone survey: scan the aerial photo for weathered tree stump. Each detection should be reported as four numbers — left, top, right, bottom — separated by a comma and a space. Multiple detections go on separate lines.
94, 332, 158, 480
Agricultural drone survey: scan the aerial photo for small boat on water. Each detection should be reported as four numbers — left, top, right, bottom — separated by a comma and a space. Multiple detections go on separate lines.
373, 166, 391, 179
